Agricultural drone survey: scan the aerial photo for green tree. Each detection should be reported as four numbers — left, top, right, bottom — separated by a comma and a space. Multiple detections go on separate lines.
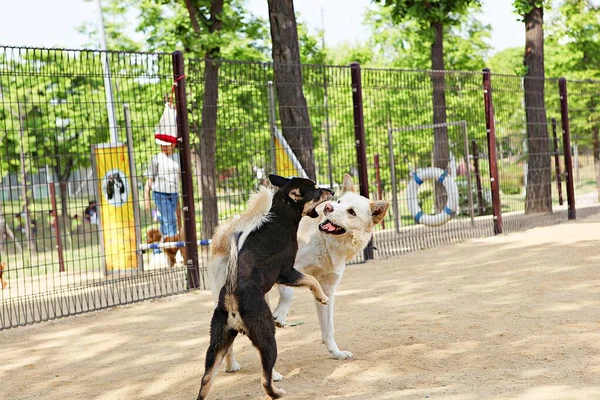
82, 0, 271, 239
184, 0, 225, 241
371, 0, 484, 210
546, 0, 600, 199
0, 50, 109, 222
486, 47, 524, 75
513, 0, 552, 213
268, 0, 317, 180
365, 3, 491, 70
546, 0, 600, 78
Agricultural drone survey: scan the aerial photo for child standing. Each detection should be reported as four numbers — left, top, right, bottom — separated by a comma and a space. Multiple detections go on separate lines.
144, 104, 180, 238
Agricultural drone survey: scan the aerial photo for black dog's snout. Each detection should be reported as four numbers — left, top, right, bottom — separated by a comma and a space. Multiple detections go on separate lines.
322, 188, 334, 197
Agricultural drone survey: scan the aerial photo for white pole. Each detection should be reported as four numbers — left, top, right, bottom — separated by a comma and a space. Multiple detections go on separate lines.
387, 122, 400, 233
94, 0, 119, 144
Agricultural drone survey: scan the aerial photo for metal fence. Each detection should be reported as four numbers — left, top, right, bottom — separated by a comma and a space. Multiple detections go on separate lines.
0, 45, 597, 330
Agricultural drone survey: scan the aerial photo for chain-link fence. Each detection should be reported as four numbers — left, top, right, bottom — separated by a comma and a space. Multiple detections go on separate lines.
0, 47, 190, 330
1, 46, 597, 330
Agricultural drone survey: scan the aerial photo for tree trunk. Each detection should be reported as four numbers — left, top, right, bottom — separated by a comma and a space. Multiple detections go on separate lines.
0, 204, 21, 253
197, 60, 219, 240
191, 146, 203, 198
431, 21, 449, 212
59, 181, 69, 222
184, 0, 223, 240
593, 127, 600, 203
54, 152, 74, 236
523, 6, 552, 213
0, 202, 6, 253
268, 0, 316, 180
17, 104, 37, 255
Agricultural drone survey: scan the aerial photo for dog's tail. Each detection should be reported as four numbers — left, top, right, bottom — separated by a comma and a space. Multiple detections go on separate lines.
224, 232, 240, 294
224, 186, 273, 294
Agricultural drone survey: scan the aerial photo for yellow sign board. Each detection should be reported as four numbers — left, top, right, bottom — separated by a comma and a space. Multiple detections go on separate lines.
92, 144, 138, 273
272, 128, 308, 179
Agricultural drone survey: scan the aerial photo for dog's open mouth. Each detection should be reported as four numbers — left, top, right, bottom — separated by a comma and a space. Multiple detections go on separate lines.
319, 219, 346, 235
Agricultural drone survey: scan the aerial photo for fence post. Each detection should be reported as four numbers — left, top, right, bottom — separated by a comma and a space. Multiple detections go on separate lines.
350, 62, 373, 260
559, 78, 576, 220
482, 68, 503, 234
374, 154, 385, 229
471, 140, 485, 216
172, 51, 200, 289
551, 118, 564, 206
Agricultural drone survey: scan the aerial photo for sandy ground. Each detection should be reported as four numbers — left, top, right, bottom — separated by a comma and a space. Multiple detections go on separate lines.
3, 215, 600, 400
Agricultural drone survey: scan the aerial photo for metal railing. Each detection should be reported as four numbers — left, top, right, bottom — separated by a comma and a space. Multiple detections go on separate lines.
0, 45, 597, 330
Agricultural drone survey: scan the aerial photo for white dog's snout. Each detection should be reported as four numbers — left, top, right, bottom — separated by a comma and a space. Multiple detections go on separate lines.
323, 203, 334, 214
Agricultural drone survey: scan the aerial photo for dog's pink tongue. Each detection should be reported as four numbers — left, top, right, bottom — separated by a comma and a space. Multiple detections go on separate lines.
323, 222, 336, 232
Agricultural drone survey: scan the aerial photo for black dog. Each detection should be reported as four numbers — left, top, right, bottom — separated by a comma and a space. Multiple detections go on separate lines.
106, 173, 126, 204
197, 174, 334, 400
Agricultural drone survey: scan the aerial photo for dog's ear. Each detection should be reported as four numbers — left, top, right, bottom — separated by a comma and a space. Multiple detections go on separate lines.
370, 201, 389, 225
340, 174, 355, 194
269, 174, 289, 188
289, 187, 302, 202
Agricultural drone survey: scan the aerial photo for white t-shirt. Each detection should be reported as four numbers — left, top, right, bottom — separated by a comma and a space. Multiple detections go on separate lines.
145, 152, 180, 194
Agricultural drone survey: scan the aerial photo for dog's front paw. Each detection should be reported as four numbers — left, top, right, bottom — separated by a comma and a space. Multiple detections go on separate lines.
331, 349, 354, 360
225, 361, 241, 373
273, 310, 288, 328
316, 295, 330, 305
272, 369, 284, 382
271, 387, 286, 399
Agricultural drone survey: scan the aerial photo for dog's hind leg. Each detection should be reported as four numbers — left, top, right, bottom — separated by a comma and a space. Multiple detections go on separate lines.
253, 335, 286, 399
197, 308, 238, 400
315, 276, 353, 360
278, 268, 329, 306
242, 295, 286, 398
263, 288, 284, 380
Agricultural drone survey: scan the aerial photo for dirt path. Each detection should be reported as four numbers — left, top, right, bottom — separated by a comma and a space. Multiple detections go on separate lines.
2, 215, 600, 400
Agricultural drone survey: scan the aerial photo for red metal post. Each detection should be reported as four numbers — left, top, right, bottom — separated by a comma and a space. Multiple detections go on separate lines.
172, 51, 200, 288
551, 118, 563, 206
471, 140, 485, 216
350, 62, 373, 260
482, 68, 503, 234
559, 78, 576, 220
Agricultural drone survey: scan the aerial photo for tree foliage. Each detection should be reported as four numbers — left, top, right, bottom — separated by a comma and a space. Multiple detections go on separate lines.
365, 3, 491, 70
513, 0, 549, 20
6, 0, 600, 230
370, 0, 486, 211
374, 0, 482, 27
0, 50, 112, 217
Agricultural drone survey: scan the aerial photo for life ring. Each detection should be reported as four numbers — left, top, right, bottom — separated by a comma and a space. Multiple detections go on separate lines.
407, 167, 459, 227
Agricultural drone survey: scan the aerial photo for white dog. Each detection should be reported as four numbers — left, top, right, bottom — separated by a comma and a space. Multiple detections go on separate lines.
209, 174, 389, 377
